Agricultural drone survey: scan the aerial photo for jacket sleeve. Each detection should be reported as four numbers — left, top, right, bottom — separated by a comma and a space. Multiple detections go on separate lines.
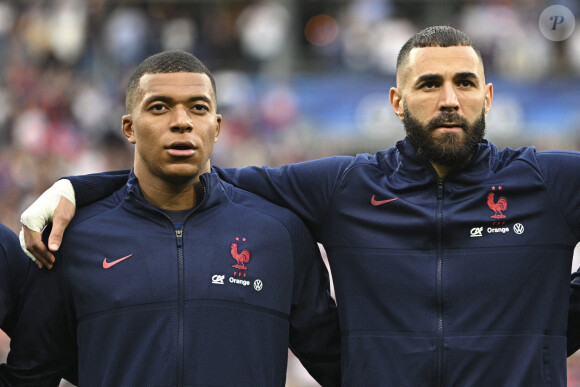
0, 224, 29, 336
213, 157, 352, 239
569, 269, 580, 356
67, 169, 131, 207
286, 216, 341, 387
537, 152, 580, 356
536, 151, 580, 239
0, 248, 77, 386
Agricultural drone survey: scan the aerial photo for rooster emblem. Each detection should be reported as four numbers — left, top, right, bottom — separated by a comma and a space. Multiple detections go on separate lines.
487, 192, 507, 219
231, 242, 251, 270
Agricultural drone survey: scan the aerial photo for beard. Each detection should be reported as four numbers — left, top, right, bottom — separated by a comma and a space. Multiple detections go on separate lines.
402, 105, 486, 168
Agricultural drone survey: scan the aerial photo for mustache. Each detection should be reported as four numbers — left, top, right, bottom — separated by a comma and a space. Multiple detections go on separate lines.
427, 112, 470, 130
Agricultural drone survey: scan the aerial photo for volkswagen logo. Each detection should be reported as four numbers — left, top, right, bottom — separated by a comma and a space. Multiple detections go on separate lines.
513, 223, 525, 235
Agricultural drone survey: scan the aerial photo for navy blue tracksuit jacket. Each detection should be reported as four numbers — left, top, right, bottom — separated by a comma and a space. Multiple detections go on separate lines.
0, 172, 340, 386
25, 138, 580, 386
0, 223, 29, 338
0, 224, 75, 386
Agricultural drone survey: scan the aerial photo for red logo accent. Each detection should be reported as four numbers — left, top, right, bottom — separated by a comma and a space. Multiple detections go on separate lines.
231, 238, 250, 270
371, 195, 398, 206
103, 254, 133, 269
487, 192, 507, 219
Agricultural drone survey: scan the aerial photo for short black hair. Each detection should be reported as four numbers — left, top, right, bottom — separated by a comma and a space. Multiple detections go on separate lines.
125, 50, 216, 112
396, 26, 482, 73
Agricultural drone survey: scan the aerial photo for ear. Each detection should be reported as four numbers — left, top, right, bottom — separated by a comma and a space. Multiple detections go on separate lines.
122, 115, 136, 144
389, 87, 405, 120
484, 83, 493, 117
214, 114, 222, 143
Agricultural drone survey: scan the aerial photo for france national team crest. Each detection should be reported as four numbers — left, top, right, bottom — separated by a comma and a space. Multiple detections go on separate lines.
211, 237, 263, 291
231, 237, 250, 276
469, 186, 524, 238
487, 186, 507, 219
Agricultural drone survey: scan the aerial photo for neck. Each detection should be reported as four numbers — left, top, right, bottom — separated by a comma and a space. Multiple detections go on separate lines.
430, 161, 453, 179
137, 175, 203, 210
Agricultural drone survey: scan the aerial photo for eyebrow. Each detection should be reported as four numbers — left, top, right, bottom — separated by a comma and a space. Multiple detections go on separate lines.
453, 72, 479, 81
143, 95, 213, 106
415, 72, 480, 86
415, 74, 442, 86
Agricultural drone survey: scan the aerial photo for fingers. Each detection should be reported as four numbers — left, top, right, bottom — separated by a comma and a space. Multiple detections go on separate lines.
20, 197, 76, 270
19, 179, 77, 269
19, 228, 37, 263
20, 226, 54, 269
48, 196, 76, 252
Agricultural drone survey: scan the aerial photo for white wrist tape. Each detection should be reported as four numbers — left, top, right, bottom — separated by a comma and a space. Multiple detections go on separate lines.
20, 179, 76, 232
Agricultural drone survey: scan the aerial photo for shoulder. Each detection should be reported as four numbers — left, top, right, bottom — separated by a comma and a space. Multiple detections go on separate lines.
485, 143, 539, 172
498, 145, 580, 171
494, 143, 580, 165
0, 223, 31, 290
491, 144, 580, 190
224, 182, 303, 225
495, 143, 535, 162
71, 185, 128, 228
219, 181, 313, 241
535, 149, 580, 163
219, 182, 319, 260
330, 148, 399, 187
535, 149, 580, 178
299, 150, 396, 180
282, 153, 381, 176
0, 223, 27, 266
0, 223, 19, 248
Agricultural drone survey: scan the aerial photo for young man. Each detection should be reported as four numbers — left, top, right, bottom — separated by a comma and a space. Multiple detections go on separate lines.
20, 27, 580, 385
3, 50, 340, 386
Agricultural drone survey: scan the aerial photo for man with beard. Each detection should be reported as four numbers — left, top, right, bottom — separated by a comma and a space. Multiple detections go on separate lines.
19, 26, 580, 385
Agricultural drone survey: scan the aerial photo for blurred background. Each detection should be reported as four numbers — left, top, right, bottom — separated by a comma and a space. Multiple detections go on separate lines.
0, 0, 579, 385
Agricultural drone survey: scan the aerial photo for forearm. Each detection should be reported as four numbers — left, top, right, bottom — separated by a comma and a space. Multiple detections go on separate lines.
68, 169, 130, 207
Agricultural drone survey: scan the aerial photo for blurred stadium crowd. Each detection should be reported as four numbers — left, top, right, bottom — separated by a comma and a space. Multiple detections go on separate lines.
0, 0, 579, 385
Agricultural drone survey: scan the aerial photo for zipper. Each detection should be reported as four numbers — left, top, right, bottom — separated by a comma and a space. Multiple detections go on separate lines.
435, 179, 445, 387
176, 227, 185, 387
129, 196, 188, 386
174, 183, 207, 386
129, 181, 208, 387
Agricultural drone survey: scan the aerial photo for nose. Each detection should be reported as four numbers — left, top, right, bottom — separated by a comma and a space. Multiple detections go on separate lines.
170, 107, 192, 133
439, 83, 459, 112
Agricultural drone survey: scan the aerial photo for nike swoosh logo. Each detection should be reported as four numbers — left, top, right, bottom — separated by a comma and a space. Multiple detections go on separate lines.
371, 195, 398, 206
103, 254, 133, 269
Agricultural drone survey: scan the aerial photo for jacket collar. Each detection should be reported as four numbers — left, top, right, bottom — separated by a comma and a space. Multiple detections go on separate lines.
125, 169, 229, 212
391, 137, 499, 186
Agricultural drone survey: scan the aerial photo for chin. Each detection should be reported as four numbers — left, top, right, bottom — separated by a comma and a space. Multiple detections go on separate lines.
432, 130, 464, 143
162, 165, 199, 180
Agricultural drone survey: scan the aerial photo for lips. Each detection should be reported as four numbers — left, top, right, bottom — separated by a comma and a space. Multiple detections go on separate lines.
166, 141, 196, 157
435, 122, 463, 131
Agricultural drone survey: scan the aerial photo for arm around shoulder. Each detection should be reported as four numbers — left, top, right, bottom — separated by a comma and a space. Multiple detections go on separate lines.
286, 218, 341, 386
213, 157, 353, 234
